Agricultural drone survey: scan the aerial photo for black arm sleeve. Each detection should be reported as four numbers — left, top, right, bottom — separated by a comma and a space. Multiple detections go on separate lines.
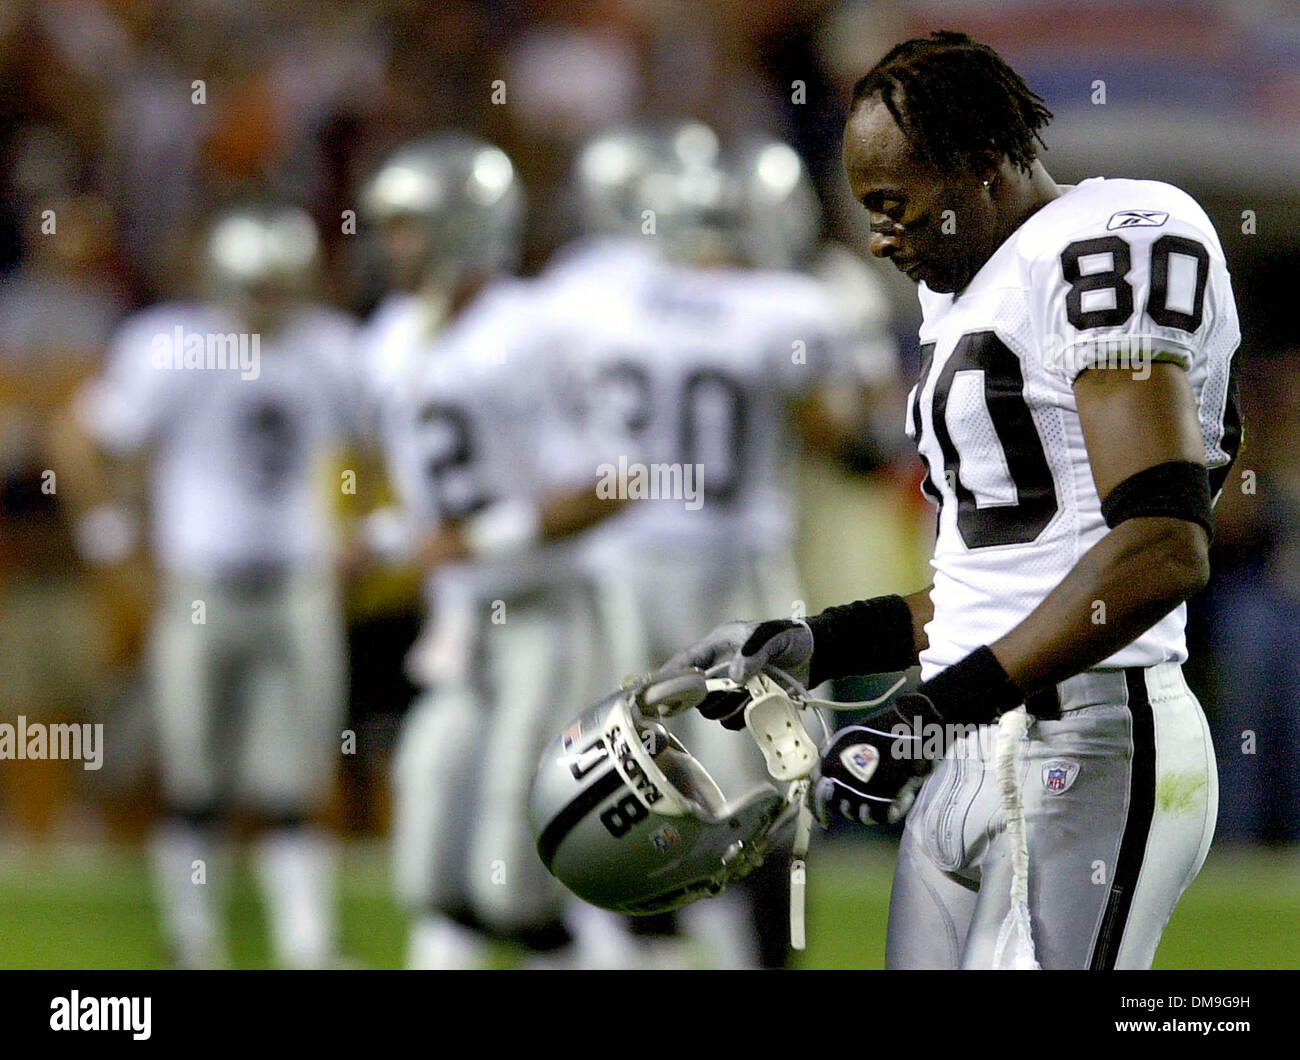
806, 593, 918, 686
1100, 459, 1213, 539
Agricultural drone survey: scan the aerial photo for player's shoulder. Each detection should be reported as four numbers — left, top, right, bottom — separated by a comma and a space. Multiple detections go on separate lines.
689, 264, 839, 331
1017, 177, 1224, 264
809, 243, 892, 329
287, 303, 360, 351
361, 291, 419, 335
110, 300, 219, 358
724, 264, 830, 302
358, 292, 422, 364
432, 278, 543, 369
535, 238, 662, 329
541, 236, 658, 290
114, 300, 209, 337
464, 276, 539, 330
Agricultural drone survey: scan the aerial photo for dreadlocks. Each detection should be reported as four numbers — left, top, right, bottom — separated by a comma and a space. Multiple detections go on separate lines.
851, 31, 1053, 175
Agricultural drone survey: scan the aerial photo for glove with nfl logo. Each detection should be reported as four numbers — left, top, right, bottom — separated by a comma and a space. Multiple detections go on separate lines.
813, 692, 944, 826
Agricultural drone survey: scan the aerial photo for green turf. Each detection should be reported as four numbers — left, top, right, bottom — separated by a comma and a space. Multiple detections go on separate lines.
0, 839, 1294, 969
794, 841, 1300, 969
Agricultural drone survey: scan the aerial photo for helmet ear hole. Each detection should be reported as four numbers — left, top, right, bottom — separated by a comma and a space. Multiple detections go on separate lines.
652, 743, 728, 818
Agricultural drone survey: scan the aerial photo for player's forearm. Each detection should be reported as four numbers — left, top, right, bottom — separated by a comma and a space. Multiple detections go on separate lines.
421, 489, 626, 571
989, 517, 1209, 696
902, 584, 933, 658
805, 584, 932, 684
539, 488, 625, 540
48, 410, 114, 515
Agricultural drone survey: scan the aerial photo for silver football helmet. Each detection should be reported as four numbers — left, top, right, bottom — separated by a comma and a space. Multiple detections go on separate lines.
203, 203, 321, 301
637, 121, 747, 265
573, 125, 664, 238
734, 136, 821, 268
361, 132, 524, 290
529, 671, 823, 916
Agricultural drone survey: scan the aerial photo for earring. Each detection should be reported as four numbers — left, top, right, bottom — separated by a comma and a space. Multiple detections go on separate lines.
982, 178, 992, 188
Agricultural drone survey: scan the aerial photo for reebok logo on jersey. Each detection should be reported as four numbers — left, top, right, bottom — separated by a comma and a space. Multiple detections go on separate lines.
840, 744, 880, 784
1042, 758, 1080, 794
1106, 210, 1169, 230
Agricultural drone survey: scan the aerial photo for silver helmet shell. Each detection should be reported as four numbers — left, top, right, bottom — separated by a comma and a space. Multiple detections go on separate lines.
361, 132, 523, 286
573, 125, 664, 238
203, 203, 321, 301
529, 682, 788, 915
637, 121, 747, 265
734, 136, 821, 268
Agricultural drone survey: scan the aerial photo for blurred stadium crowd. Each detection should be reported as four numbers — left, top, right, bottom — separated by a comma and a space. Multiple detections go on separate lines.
1, 0, 1298, 969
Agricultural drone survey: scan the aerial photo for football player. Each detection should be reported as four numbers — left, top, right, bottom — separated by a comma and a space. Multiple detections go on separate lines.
656, 32, 1240, 969
355, 134, 623, 969
64, 204, 363, 968
538, 122, 897, 966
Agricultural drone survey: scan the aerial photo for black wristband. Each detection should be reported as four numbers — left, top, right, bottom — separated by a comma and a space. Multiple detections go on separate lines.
806, 594, 918, 687
1100, 459, 1213, 540
916, 646, 1030, 725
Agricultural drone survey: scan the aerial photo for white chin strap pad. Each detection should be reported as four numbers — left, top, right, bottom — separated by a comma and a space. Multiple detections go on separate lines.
741, 676, 818, 782
700, 673, 819, 952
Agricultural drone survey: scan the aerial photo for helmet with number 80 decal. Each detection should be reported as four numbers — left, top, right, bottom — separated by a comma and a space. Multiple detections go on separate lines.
528, 676, 793, 915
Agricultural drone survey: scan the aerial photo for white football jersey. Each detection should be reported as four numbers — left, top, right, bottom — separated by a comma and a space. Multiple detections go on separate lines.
539, 239, 868, 556
79, 302, 363, 575
907, 177, 1241, 679
377, 279, 593, 605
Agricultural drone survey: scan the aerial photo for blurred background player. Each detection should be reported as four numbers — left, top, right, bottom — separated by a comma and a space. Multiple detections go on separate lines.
58, 204, 362, 968
536, 121, 899, 967
355, 133, 624, 969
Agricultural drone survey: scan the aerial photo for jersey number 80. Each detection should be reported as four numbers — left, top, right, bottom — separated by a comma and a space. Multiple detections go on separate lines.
914, 234, 1210, 550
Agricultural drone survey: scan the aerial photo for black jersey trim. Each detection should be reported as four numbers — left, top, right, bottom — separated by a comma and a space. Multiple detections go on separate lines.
1208, 350, 1243, 499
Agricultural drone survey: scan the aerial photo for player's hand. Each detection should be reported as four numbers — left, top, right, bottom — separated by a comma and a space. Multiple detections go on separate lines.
812, 692, 942, 826
649, 618, 814, 729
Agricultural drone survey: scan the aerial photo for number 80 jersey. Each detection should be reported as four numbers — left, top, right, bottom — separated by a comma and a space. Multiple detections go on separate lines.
907, 177, 1241, 680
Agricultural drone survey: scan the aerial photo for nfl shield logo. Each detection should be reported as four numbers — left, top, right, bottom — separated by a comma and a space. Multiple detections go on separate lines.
1041, 758, 1080, 795
840, 743, 880, 784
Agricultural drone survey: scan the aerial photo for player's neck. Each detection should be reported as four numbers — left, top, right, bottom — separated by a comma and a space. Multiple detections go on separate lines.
950, 164, 1062, 298
998, 161, 1063, 245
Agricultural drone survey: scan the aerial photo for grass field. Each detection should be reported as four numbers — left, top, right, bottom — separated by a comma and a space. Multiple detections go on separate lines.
1, 838, 1296, 969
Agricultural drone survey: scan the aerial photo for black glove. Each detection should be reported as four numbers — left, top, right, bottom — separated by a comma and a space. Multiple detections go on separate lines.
813, 691, 944, 826
650, 618, 814, 730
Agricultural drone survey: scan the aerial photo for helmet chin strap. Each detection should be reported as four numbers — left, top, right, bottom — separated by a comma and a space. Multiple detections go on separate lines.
787, 779, 813, 950
701, 671, 831, 951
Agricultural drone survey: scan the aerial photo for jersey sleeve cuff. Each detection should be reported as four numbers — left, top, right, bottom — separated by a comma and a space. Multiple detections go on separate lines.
1053, 335, 1193, 384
